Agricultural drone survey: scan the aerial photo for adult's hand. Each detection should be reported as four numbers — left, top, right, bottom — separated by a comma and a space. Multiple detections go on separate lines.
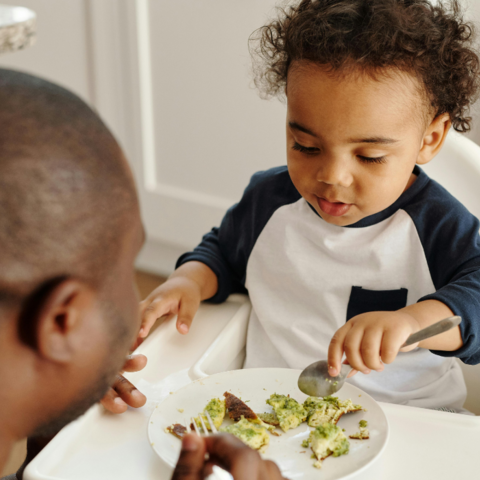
172, 433, 286, 480
100, 354, 147, 414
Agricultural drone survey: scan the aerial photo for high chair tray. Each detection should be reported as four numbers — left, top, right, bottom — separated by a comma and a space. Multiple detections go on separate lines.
24, 294, 478, 480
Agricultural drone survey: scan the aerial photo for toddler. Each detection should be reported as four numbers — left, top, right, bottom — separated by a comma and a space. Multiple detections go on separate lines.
140, 0, 480, 412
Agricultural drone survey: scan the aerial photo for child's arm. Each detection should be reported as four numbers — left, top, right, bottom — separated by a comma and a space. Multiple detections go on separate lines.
139, 261, 218, 337
327, 299, 463, 376
139, 168, 299, 339
328, 183, 480, 376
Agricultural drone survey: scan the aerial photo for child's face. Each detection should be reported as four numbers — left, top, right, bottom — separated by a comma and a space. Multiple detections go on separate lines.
286, 63, 438, 226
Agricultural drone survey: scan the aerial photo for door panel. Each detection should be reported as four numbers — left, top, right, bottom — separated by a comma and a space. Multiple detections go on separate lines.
131, 0, 287, 253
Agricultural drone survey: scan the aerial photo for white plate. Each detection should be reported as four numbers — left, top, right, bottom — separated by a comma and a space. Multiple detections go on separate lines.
148, 368, 389, 480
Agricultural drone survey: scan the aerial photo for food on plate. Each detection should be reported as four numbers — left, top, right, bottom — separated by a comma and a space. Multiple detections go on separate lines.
165, 423, 187, 439
266, 394, 307, 432
224, 391, 276, 432
194, 397, 225, 430
257, 412, 280, 427
303, 395, 362, 426
224, 391, 257, 421
349, 419, 369, 439
165, 390, 369, 468
220, 416, 270, 451
304, 422, 350, 468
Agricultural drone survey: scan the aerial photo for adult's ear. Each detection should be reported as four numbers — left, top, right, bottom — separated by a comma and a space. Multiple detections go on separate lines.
417, 113, 451, 165
18, 277, 96, 363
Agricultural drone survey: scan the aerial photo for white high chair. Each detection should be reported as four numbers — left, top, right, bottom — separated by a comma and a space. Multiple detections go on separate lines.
189, 130, 480, 415
23, 132, 480, 479
423, 130, 480, 414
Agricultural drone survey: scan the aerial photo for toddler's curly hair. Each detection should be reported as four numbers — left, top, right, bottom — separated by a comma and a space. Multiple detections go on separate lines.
250, 0, 480, 132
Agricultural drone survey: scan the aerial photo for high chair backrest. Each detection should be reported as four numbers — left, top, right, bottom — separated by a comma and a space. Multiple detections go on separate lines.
423, 131, 480, 414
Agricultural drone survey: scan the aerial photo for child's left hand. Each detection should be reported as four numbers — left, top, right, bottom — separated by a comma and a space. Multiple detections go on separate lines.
100, 354, 147, 413
327, 311, 421, 377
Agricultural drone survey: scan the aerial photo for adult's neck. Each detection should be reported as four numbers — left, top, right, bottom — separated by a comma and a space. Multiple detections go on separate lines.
0, 326, 30, 473
0, 429, 16, 474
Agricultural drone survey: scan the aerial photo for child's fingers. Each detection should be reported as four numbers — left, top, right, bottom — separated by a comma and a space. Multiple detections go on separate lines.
122, 353, 148, 373
360, 328, 384, 371
100, 387, 128, 414
328, 325, 349, 376
109, 373, 147, 409
176, 297, 200, 335
380, 328, 407, 364
346, 367, 358, 378
343, 326, 371, 374
139, 298, 177, 338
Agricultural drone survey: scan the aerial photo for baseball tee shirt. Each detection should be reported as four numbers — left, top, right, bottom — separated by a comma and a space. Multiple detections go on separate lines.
177, 166, 480, 410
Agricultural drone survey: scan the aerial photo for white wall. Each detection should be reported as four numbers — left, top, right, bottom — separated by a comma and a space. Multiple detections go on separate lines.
130, 0, 289, 275
2, 0, 480, 277
0, 0, 93, 104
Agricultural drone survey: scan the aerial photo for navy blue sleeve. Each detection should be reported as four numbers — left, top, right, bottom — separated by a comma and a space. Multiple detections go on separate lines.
176, 166, 301, 303
405, 178, 480, 364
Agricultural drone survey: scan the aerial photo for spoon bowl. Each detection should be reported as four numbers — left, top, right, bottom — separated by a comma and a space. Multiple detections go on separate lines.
298, 361, 352, 397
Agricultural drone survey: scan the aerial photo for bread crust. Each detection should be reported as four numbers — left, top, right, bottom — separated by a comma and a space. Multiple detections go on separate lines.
224, 391, 258, 421
333, 408, 362, 425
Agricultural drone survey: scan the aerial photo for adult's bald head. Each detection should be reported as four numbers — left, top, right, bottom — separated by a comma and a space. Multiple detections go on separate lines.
0, 68, 138, 305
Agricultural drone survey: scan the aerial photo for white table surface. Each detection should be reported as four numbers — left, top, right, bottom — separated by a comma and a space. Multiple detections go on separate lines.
25, 297, 479, 480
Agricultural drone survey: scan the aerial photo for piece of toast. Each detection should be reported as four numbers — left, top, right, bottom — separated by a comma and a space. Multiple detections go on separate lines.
224, 392, 258, 421
165, 423, 187, 439
304, 396, 363, 426
333, 408, 362, 425
349, 433, 370, 439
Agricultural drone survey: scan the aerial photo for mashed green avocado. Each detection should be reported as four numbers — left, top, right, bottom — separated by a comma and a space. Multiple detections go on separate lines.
257, 412, 278, 426
304, 396, 362, 426
310, 422, 350, 461
220, 417, 270, 450
194, 398, 225, 430
266, 394, 307, 432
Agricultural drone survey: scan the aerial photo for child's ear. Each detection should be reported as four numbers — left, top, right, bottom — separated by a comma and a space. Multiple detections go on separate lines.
19, 278, 96, 363
417, 113, 451, 165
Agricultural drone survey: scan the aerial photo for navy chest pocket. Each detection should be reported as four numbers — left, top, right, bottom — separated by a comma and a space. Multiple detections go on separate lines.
346, 286, 408, 321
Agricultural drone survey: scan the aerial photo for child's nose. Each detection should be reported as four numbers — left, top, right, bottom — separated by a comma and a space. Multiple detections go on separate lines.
315, 157, 353, 187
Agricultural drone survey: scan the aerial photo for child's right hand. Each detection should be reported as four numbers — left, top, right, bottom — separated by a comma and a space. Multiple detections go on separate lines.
139, 276, 202, 338
139, 261, 219, 339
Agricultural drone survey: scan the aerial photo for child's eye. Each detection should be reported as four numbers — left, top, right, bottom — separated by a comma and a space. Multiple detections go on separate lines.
358, 155, 386, 164
292, 142, 319, 155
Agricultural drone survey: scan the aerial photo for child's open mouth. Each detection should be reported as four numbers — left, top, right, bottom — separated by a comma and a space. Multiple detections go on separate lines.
317, 197, 352, 217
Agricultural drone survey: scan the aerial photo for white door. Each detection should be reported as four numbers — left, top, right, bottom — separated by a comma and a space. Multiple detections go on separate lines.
112, 0, 288, 275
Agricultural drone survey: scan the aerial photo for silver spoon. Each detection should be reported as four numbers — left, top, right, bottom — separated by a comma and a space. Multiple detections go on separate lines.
298, 315, 462, 397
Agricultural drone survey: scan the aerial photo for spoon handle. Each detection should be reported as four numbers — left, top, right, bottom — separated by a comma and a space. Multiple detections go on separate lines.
401, 315, 461, 348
